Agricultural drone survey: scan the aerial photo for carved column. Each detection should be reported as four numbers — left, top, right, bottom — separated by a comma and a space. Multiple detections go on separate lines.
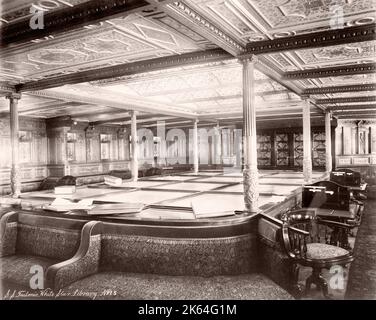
131, 111, 138, 181
62, 127, 71, 176
302, 98, 312, 184
335, 124, 343, 156
343, 125, 352, 155
192, 119, 199, 173
325, 111, 332, 173
215, 122, 222, 165
241, 56, 259, 213
371, 125, 376, 154
7, 93, 22, 198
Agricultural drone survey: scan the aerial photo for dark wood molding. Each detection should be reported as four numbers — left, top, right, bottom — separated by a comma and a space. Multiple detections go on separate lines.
338, 114, 376, 119
0, 0, 151, 48
17, 49, 232, 92
282, 63, 376, 80
328, 104, 376, 111
244, 24, 376, 55
303, 83, 376, 95
316, 96, 376, 104
0, 82, 16, 93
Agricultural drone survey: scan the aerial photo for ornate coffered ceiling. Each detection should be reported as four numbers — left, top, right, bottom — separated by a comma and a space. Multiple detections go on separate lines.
0, 12, 202, 84
0, 0, 375, 122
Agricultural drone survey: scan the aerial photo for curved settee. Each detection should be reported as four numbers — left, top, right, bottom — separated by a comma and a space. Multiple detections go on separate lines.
1, 210, 294, 300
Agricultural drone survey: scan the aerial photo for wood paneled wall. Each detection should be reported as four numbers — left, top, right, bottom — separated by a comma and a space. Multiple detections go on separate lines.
0, 116, 132, 194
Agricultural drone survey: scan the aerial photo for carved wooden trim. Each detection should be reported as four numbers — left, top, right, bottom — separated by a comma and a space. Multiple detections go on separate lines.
18, 49, 232, 92
328, 104, 376, 111
167, 1, 244, 55
0, 0, 151, 47
245, 24, 376, 55
283, 63, 376, 80
317, 96, 376, 104
303, 83, 376, 95
0, 83, 16, 93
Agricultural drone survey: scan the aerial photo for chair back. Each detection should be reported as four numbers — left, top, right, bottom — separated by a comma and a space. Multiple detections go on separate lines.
56, 175, 77, 186
330, 169, 361, 187
281, 209, 337, 260
302, 180, 350, 211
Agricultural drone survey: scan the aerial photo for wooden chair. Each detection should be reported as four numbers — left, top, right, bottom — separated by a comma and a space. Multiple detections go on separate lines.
330, 168, 367, 201
302, 180, 364, 227
281, 209, 354, 298
330, 168, 361, 187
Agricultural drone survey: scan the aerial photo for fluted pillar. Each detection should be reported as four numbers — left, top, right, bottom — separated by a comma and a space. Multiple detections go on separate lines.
303, 98, 312, 184
241, 56, 259, 213
131, 111, 138, 181
371, 125, 376, 154
215, 122, 222, 165
192, 119, 199, 173
7, 93, 22, 198
325, 111, 333, 173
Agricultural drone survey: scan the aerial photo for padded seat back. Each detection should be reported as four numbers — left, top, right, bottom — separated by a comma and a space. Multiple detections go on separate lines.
109, 170, 131, 180
303, 180, 350, 211
56, 175, 77, 186
99, 232, 254, 277
330, 169, 361, 187
15, 213, 87, 261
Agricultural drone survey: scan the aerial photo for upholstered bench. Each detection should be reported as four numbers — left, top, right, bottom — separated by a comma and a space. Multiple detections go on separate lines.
63, 272, 293, 300
44, 223, 294, 300
0, 212, 98, 291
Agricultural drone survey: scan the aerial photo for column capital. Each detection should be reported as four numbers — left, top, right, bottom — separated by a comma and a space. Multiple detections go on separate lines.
301, 95, 313, 104
238, 54, 258, 64
6, 92, 22, 100
325, 110, 333, 119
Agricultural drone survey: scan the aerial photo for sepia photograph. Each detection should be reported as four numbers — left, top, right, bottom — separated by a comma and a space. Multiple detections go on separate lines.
0, 0, 375, 309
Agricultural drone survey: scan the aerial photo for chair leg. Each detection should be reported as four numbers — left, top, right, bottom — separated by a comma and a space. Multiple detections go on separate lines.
305, 268, 332, 299
290, 263, 303, 299
317, 273, 331, 299
305, 273, 314, 295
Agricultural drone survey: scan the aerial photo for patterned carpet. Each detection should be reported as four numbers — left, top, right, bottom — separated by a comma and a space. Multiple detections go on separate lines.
345, 199, 376, 299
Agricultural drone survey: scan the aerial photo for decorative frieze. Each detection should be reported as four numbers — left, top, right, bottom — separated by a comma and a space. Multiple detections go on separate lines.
245, 23, 376, 55
1, 0, 151, 47
283, 63, 376, 80
303, 83, 376, 95
317, 96, 376, 104
169, 2, 244, 54
19, 49, 233, 91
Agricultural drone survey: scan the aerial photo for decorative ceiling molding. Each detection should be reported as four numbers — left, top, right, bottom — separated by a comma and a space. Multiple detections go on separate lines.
27, 86, 198, 119
338, 115, 376, 119
256, 56, 302, 95
17, 48, 233, 91
90, 115, 174, 126
336, 111, 376, 117
283, 63, 376, 80
303, 83, 376, 95
163, 1, 244, 55
316, 96, 376, 104
0, 0, 152, 48
328, 104, 376, 111
0, 82, 16, 94
244, 23, 376, 55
